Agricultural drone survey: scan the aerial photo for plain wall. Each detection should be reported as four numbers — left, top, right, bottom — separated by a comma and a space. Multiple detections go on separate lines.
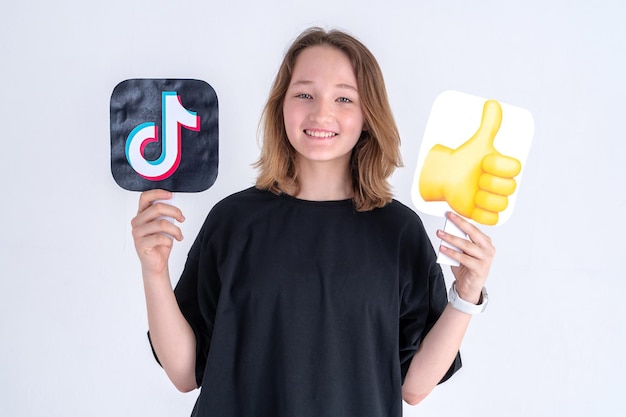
1, 0, 624, 415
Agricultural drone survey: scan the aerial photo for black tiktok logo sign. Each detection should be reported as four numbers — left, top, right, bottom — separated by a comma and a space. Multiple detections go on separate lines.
110, 79, 218, 192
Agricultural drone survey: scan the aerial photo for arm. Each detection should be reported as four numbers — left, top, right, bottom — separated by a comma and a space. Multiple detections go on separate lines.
402, 211, 495, 405
131, 189, 198, 392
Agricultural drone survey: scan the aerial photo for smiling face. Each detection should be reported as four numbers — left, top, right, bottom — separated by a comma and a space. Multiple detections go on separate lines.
282, 45, 364, 171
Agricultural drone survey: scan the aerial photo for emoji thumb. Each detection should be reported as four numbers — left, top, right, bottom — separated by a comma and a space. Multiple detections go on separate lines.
471, 99, 503, 149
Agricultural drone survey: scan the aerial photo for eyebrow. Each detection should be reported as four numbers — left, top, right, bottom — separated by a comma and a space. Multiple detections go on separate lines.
290, 80, 359, 92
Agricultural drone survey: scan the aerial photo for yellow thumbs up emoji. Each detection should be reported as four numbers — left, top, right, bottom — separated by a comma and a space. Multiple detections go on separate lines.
419, 99, 522, 225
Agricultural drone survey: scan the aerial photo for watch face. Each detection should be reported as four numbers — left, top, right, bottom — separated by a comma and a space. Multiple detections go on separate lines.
110, 79, 219, 192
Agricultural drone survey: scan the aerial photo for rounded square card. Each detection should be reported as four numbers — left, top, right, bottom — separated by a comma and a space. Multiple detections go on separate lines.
412, 90, 534, 227
110, 79, 219, 192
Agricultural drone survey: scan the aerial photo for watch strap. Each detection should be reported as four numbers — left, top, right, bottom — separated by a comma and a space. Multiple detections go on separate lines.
448, 281, 488, 315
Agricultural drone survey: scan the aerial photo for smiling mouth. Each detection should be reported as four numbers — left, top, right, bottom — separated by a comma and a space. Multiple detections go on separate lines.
304, 129, 337, 138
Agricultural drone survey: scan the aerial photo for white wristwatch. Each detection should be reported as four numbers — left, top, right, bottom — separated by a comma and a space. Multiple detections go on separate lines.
448, 281, 488, 315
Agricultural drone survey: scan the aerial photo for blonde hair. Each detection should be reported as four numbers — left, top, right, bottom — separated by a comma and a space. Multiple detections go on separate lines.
255, 27, 402, 211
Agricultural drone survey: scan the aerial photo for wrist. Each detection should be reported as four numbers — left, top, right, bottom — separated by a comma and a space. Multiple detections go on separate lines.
454, 282, 482, 304
448, 281, 488, 315
142, 267, 172, 286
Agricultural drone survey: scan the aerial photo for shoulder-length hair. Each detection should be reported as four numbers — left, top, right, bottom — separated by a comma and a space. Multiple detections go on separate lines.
255, 27, 402, 211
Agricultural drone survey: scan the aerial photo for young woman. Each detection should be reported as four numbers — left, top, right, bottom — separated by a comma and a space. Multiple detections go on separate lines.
132, 27, 494, 417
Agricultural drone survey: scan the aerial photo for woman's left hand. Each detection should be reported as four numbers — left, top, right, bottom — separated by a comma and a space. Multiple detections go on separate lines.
437, 211, 495, 304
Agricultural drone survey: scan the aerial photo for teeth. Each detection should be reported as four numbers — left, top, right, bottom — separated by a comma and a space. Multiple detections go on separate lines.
305, 130, 336, 138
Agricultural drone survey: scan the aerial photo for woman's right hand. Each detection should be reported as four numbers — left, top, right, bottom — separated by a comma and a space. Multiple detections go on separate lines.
131, 189, 185, 277
131, 189, 197, 392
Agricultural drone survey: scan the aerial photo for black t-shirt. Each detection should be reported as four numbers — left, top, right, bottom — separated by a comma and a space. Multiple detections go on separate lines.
160, 187, 461, 417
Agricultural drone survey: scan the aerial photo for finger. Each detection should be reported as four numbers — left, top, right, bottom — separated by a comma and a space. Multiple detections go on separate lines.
139, 231, 176, 250
444, 212, 479, 241
439, 232, 494, 278
440, 243, 483, 274
474, 190, 508, 212
137, 189, 173, 213
131, 203, 185, 233
153, 218, 184, 241
478, 173, 517, 196
152, 202, 186, 223
482, 153, 521, 178
472, 99, 502, 147
471, 208, 499, 226
445, 212, 494, 251
134, 200, 186, 227
134, 233, 176, 260
438, 228, 482, 260
439, 243, 467, 265
133, 217, 183, 242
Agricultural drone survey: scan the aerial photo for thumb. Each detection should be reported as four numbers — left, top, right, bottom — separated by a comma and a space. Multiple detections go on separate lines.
470, 99, 503, 149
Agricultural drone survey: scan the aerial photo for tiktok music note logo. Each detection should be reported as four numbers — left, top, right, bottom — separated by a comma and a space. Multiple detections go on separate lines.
110, 79, 219, 192
125, 91, 200, 181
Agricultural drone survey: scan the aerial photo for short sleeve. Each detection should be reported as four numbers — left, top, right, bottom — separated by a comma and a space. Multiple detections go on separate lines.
175, 244, 214, 387
397, 214, 462, 384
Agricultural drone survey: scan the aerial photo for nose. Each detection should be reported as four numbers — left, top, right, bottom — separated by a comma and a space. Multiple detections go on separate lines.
310, 99, 334, 124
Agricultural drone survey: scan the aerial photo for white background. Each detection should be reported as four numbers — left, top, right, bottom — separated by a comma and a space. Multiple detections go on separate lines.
1, 1, 624, 416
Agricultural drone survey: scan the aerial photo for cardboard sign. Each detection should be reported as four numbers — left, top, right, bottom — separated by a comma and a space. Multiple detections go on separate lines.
412, 90, 534, 265
412, 90, 534, 227
110, 79, 218, 192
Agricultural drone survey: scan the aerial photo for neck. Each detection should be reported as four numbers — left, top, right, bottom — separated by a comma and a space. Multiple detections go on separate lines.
291, 158, 353, 201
